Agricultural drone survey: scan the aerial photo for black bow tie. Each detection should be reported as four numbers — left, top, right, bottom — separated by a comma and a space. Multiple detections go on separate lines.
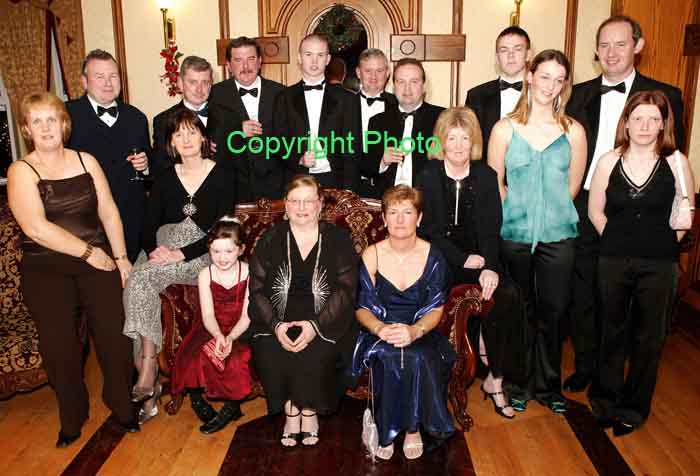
190, 104, 209, 117
97, 105, 118, 118
499, 79, 523, 92
600, 82, 626, 95
239, 87, 258, 98
400, 110, 417, 122
302, 81, 325, 92
360, 93, 385, 106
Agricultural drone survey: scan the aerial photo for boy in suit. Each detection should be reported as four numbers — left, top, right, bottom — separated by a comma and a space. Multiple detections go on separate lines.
465, 26, 531, 160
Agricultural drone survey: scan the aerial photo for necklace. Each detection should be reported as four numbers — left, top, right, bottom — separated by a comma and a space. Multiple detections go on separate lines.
388, 240, 416, 265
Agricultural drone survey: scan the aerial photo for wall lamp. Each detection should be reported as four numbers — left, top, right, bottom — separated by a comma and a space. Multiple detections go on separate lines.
157, 0, 176, 48
510, 0, 523, 27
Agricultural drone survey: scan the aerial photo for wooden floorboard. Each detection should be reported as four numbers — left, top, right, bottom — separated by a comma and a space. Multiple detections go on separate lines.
1, 303, 698, 475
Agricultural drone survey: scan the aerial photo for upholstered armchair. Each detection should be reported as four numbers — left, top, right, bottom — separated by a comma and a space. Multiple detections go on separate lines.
158, 189, 490, 430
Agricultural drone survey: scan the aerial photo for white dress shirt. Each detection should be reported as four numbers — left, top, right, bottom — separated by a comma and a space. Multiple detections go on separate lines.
183, 99, 208, 127
584, 70, 636, 190
499, 77, 522, 119
235, 76, 262, 121
303, 80, 331, 174
359, 88, 386, 144
87, 95, 118, 127
379, 102, 421, 186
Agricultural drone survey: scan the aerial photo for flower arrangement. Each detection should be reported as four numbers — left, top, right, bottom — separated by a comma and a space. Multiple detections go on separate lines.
160, 44, 183, 96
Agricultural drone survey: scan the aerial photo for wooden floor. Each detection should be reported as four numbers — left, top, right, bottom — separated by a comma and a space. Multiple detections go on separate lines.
2, 307, 699, 476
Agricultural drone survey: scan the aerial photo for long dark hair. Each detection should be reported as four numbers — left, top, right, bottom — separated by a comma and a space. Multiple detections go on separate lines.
164, 108, 211, 162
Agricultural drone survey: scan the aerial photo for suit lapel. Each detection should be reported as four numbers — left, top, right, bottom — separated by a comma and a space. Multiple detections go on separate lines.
318, 87, 337, 138
291, 82, 310, 132
583, 76, 603, 169
258, 78, 273, 124
220, 81, 248, 120
484, 82, 501, 128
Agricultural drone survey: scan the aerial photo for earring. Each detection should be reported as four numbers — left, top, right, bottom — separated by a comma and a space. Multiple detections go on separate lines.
553, 95, 561, 112
283, 212, 289, 220
527, 88, 533, 110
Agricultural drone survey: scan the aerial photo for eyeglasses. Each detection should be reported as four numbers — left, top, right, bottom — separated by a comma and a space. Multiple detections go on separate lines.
285, 198, 320, 207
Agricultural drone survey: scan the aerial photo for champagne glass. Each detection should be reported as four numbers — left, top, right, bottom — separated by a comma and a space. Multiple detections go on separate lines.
128, 147, 145, 182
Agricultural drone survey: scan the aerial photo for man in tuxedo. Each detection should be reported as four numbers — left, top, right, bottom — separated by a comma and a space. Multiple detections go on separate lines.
361, 58, 444, 197
351, 48, 397, 198
152, 56, 213, 172
66, 49, 157, 262
565, 15, 684, 393
465, 26, 530, 160
273, 33, 360, 190
209, 36, 285, 201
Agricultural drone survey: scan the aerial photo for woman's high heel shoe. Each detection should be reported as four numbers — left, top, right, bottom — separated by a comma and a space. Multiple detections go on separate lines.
481, 383, 515, 420
132, 354, 159, 403
138, 382, 163, 425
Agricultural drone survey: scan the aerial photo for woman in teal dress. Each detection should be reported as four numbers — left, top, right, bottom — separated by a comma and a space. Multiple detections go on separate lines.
351, 185, 456, 461
487, 50, 587, 413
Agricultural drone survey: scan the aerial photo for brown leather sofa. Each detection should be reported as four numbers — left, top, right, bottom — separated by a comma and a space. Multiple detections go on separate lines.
158, 189, 491, 430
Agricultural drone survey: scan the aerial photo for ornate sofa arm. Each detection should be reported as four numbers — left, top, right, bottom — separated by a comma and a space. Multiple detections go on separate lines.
159, 283, 201, 414
439, 283, 494, 431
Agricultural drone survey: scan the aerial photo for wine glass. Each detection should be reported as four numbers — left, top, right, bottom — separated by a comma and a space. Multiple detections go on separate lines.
128, 147, 145, 182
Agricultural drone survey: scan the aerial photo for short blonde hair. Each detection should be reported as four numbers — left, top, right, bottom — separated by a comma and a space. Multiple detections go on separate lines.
430, 107, 483, 160
381, 185, 423, 215
19, 92, 71, 150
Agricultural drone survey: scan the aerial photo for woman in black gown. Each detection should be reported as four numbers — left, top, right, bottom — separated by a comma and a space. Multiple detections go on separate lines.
416, 107, 525, 419
248, 175, 358, 447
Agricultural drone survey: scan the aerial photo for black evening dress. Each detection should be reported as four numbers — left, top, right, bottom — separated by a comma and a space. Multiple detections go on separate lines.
248, 221, 359, 414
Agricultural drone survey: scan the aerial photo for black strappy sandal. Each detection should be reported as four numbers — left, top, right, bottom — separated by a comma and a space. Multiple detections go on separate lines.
481, 383, 515, 420
281, 410, 302, 448
300, 411, 319, 447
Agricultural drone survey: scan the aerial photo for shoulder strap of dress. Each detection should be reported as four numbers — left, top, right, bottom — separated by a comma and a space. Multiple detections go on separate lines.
19, 160, 41, 179
208, 264, 213, 281
76, 151, 87, 173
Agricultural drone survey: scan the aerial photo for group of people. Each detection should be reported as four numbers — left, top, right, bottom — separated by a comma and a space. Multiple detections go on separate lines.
6, 12, 696, 460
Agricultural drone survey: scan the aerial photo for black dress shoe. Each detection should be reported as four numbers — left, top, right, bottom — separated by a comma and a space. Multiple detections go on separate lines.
191, 396, 217, 424
56, 430, 81, 448
200, 402, 243, 434
596, 417, 615, 429
563, 373, 592, 393
117, 418, 141, 433
612, 421, 635, 437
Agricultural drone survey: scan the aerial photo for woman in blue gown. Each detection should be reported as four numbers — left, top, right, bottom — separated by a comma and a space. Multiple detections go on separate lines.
351, 185, 456, 461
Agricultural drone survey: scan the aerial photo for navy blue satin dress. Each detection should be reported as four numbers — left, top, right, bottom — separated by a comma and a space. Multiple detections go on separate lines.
351, 246, 456, 447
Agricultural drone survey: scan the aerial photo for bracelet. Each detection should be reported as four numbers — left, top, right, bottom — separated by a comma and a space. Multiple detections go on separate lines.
114, 254, 128, 261
414, 323, 426, 339
80, 243, 93, 261
372, 323, 383, 335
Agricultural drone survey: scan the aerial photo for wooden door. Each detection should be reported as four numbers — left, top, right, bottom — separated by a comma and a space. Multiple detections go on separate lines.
257, 0, 420, 85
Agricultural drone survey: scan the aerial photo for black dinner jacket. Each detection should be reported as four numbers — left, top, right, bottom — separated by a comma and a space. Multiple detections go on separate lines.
272, 81, 360, 191
65, 95, 154, 260
566, 71, 684, 210
415, 160, 503, 277
349, 90, 397, 192
465, 79, 502, 161
209, 76, 285, 201
361, 101, 444, 197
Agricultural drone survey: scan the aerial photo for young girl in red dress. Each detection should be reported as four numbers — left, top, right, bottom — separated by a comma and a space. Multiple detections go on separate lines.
171, 216, 252, 434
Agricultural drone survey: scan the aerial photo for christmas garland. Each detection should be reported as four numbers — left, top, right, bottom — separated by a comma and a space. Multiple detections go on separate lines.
160, 44, 183, 97
315, 5, 363, 54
